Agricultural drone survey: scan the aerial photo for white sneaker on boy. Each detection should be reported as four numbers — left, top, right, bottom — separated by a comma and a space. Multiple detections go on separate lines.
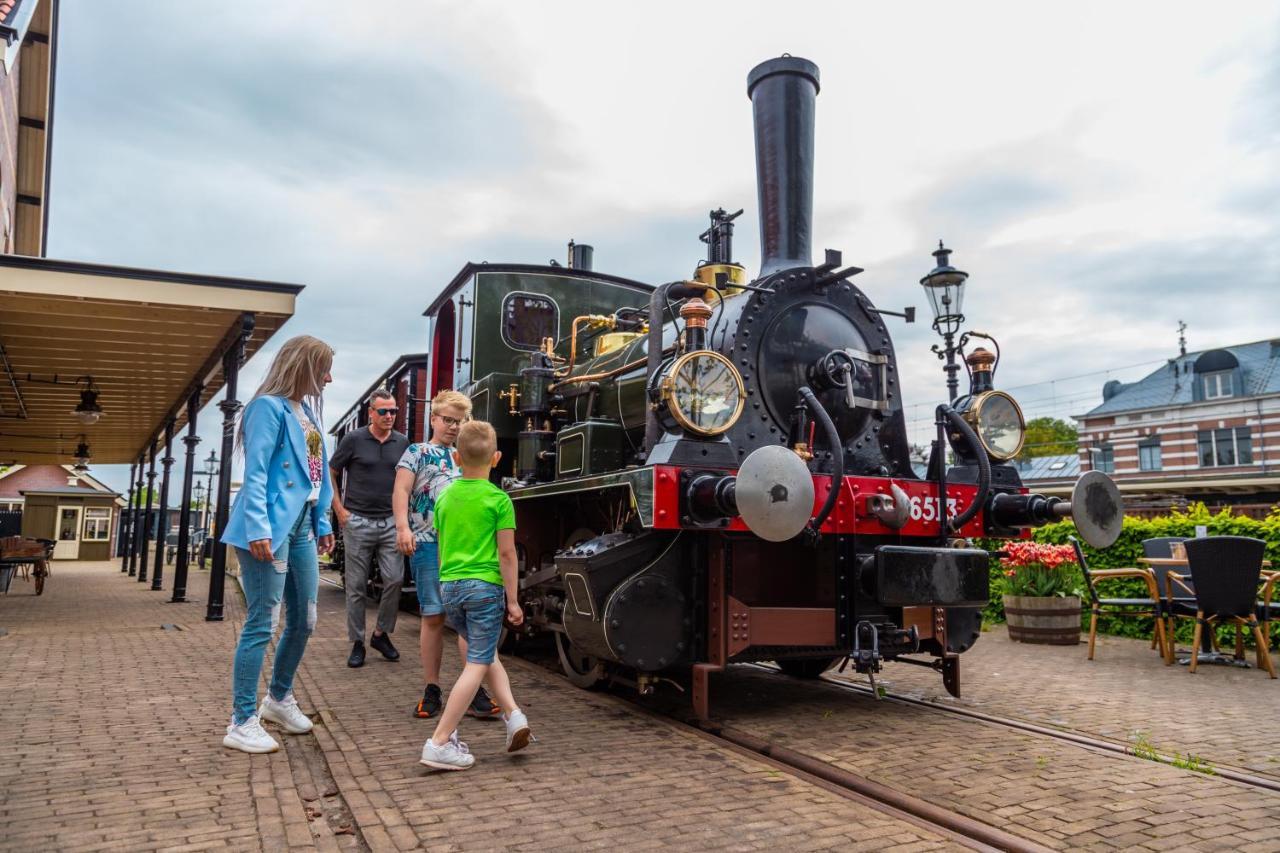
420, 730, 475, 771
223, 714, 280, 754
503, 709, 533, 753
260, 692, 313, 734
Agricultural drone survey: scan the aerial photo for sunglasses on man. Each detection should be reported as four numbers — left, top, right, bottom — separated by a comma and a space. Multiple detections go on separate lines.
373, 407, 399, 416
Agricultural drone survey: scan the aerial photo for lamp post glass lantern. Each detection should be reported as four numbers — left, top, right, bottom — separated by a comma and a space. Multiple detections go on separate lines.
920, 241, 969, 402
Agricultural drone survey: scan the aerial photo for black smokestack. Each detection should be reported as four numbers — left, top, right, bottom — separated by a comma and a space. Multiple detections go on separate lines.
747, 56, 820, 278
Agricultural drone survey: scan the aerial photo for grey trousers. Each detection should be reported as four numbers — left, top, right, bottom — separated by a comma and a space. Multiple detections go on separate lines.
342, 514, 403, 643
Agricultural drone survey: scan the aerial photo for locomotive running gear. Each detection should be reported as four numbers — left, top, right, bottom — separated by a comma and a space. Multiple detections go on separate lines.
415, 683, 443, 718
420, 730, 474, 771
259, 692, 312, 734
502, 709, 532, 752
347, 641, 365, 668
223, 714, 280, 754
441, 579, 505, 665
410, 542, 444, 616
370, 631, 400, 662
466, 685, 500, 719
434, 479, 515, 586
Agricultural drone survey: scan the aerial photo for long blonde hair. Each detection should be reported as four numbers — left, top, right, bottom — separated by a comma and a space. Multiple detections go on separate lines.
237, 335, 334, 451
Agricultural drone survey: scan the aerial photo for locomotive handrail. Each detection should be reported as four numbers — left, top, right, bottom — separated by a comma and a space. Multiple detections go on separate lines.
799, 386, 842, 543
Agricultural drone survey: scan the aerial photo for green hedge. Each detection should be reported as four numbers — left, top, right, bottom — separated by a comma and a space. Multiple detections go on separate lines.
979, 504, 1280, 647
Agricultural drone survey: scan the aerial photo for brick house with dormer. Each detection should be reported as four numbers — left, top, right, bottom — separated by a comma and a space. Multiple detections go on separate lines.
1072, 338, 1280, 514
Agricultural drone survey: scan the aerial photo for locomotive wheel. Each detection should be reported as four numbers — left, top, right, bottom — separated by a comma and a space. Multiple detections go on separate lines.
555, 631, 605, 689
776, 657, 839, 679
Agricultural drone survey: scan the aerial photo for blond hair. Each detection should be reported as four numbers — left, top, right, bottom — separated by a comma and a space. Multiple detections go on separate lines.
237, 335, 334, 451
431, 389, 472, 416
455, 420, 497, 467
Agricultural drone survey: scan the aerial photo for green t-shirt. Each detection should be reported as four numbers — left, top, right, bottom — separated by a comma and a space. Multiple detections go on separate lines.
435, 477, 516, 585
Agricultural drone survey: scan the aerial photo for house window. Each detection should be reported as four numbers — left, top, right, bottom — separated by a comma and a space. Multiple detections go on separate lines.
1138, 438, 1162, 471
1201, 371, 1233, 399
1094, 444, 1115, 474
501, 292, 558, 351
83, 508, 112, 541
1198, 427, 1252, 467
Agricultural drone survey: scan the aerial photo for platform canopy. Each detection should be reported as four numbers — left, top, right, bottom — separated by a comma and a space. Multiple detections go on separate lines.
0, 254, 303, 465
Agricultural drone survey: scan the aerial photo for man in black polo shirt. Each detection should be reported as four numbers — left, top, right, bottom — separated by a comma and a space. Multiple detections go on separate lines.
330, 390, 410, 667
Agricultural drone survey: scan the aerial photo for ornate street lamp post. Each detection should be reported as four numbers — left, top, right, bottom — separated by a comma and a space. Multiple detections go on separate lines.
919, 241, 969, 402
202, 450, 219, 568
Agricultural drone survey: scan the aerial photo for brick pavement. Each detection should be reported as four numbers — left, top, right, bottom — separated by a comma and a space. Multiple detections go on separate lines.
701, 663, 1280, 851
829, 626, 1280, 781
0, 563, 956, 851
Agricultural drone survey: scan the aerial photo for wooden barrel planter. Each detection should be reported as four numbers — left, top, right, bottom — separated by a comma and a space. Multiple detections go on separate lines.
1003, 595, 1082, 645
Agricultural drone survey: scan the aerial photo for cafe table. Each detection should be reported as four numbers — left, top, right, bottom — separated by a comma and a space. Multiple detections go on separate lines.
1139, 557, 1274, 666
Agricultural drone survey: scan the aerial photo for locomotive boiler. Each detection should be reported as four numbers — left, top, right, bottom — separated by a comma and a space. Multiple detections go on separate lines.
429, 56, 1122, 717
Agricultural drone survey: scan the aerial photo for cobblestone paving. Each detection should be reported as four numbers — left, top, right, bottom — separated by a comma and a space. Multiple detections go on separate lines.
0, 563, 956, 851
830, 627, 1280, 781
702, 662, 1280, 851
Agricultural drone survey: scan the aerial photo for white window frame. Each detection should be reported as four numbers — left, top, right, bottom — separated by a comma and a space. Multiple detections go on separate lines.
1138, 440, 1162, 472
83, 507, 112, 541
1197, 427, 1253, 467
1202, 371, 1233, 400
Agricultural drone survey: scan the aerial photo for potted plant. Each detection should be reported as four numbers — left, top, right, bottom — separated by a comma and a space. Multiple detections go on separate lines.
1001, 541, 1083, 645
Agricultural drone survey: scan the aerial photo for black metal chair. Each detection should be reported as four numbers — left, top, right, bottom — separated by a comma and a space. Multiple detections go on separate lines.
1141, 536, 1199, 655
1069, 536, 1167, 661
1172, 536, 1275, 677
1261, 571, 1279, 652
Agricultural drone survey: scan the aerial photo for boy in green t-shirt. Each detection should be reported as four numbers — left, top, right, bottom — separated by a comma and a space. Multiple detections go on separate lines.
419, 421, 532, 771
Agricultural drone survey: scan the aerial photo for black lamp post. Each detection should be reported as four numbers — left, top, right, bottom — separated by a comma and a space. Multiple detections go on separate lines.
202, 450, 219, 566
920, 241, 969, 402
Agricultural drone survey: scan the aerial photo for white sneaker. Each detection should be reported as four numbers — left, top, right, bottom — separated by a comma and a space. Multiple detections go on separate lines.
260, 692, 313, 734
502, 709, 533, 753
420, 730, 475, 770
223, 714, 280, 753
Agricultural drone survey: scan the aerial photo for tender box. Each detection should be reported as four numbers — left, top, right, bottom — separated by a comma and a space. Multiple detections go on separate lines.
875, 545, 990, 607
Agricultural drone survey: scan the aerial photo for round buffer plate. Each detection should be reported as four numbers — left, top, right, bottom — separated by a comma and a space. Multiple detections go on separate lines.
1071, 470, 1123, 549
735, 445, 816, 542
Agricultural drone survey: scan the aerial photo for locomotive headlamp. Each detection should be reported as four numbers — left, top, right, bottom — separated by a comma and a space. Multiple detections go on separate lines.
965, 391, 1026, 460
659, 351, 745, 436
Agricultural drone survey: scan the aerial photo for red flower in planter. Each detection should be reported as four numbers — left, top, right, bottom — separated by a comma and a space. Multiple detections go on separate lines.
1001, 542, 1081, 597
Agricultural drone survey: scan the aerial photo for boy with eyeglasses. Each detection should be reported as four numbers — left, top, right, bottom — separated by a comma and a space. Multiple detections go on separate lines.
393, 390, 501, 721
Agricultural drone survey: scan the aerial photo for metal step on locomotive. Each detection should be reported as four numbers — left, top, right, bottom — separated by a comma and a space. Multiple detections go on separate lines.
412, 56, 1123, 718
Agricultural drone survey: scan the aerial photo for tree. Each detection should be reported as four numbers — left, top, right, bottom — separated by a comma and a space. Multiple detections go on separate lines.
1019, 417, 1078, 460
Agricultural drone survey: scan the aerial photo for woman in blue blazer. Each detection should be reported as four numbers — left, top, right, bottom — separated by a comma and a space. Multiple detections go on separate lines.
221, 335, 336, 754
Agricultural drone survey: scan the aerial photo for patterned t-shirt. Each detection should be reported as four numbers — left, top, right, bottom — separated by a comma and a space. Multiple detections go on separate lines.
395, 441, 459, 544
289, 400, 324, 501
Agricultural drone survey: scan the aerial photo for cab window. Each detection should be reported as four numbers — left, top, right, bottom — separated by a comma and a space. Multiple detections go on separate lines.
502, 292, 558, 351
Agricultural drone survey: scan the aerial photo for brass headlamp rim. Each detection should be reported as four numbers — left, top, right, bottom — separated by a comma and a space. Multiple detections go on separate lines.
962, 390, 1026, 460
658, 350, 746, 437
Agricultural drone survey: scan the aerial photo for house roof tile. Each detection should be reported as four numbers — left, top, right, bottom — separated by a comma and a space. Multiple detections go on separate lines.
1083, 338, 1280, 417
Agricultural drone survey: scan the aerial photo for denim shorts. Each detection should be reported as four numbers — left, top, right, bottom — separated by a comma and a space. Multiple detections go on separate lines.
441, 579, 505, 665
410, 542, 444, 617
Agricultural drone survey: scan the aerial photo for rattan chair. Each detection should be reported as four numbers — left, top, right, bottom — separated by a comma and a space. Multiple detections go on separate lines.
1069, 536, 1167, 661
1170, 536, 1276, 678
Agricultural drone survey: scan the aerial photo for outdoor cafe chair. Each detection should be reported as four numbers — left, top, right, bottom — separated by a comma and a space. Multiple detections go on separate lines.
1143, 536, 1197, 652
1069, 536, 1168, 661
1169, 536, 1276, 678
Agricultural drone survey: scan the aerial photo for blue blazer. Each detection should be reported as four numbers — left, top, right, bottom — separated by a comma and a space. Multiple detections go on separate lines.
221, 395, 334, 553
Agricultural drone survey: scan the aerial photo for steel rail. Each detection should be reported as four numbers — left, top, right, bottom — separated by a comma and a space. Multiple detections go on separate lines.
747, 663, 1280, 795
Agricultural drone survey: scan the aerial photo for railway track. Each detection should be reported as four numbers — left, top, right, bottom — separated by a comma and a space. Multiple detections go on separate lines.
747, 662, 1280, 795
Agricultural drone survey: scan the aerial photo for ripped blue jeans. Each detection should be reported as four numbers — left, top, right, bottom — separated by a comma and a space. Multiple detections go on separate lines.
231, 503, 319, 724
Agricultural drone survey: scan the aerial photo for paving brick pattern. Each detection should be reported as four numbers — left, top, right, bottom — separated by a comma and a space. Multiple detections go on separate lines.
703, 664, 1280, 851
831, 628, 1280, 781
0, 563, 954, 851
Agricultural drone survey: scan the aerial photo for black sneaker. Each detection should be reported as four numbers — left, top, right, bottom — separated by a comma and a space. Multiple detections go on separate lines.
369, 632, 399, 662
415, 684, 442, 719
347, 642, 365, 668
466, 686, 501, 719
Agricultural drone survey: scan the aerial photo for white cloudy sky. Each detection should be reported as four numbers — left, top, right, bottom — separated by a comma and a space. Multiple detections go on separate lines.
46, 1, 1279, 494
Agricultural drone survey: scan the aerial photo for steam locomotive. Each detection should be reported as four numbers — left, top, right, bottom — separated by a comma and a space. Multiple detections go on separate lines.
419, 56, 1121, 717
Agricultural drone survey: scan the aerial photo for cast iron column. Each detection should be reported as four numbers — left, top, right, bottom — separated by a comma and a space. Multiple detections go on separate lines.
127, 454, 145, 576
138, 437, 158, 583
151, 418, 176, 591
171, 386, 202, 603
208, 314, 253, 622
120, 462, 136, 572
